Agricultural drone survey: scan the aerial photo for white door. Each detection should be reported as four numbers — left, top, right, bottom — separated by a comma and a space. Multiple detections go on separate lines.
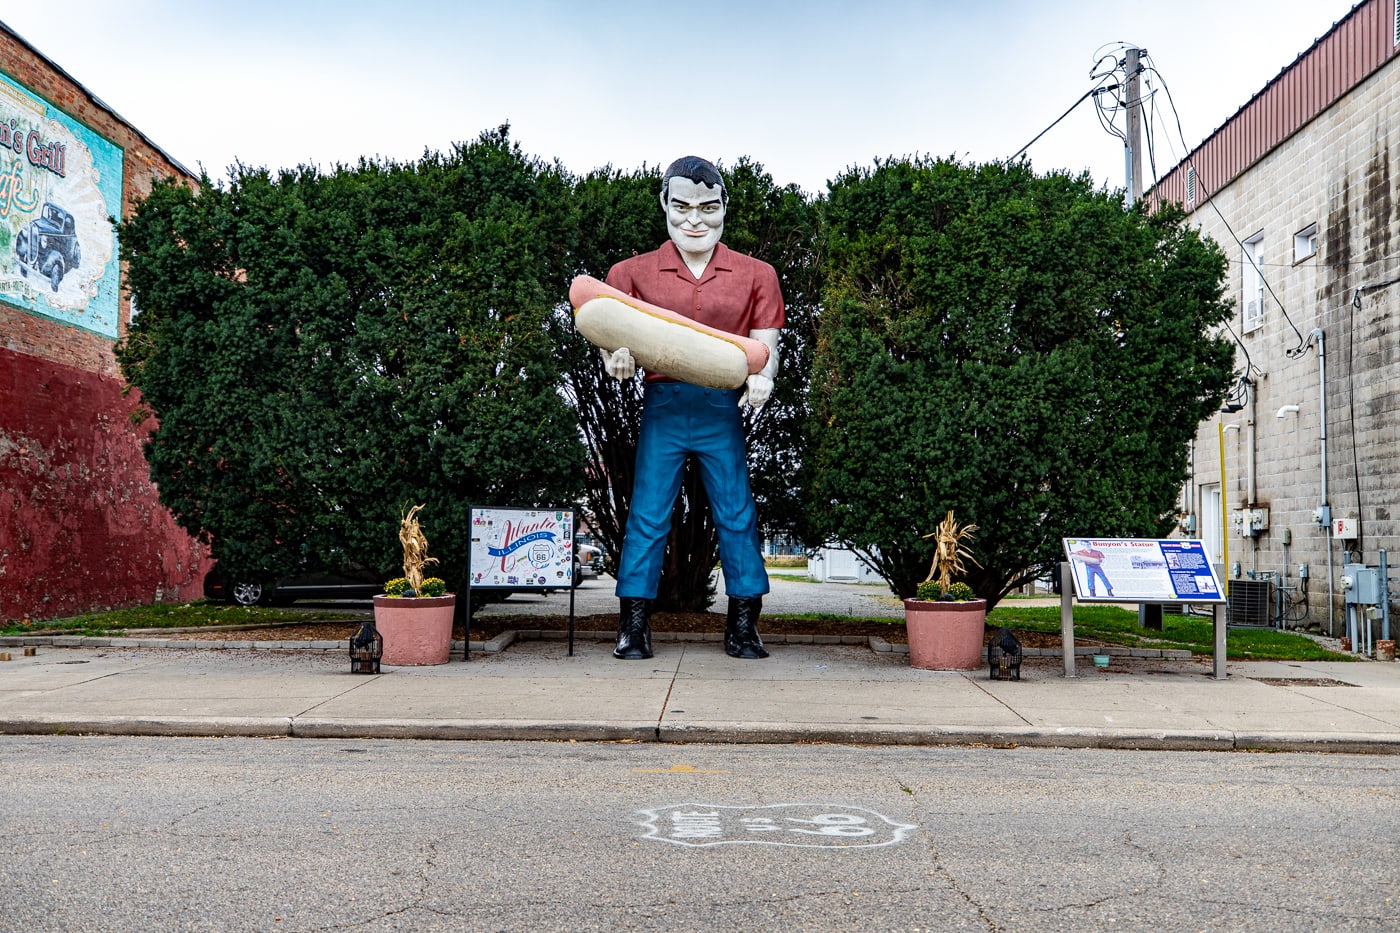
1200, 484, 1223, 565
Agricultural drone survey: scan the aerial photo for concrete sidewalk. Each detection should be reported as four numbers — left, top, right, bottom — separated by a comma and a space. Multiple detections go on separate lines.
2, 634, 1399, 753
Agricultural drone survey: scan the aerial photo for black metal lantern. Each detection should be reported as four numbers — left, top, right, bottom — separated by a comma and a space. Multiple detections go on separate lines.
987, 627, 1022, 681
349, 619, 383, 674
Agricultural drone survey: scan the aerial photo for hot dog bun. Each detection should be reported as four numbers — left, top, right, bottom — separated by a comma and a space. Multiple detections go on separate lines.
569, 275, 770, 389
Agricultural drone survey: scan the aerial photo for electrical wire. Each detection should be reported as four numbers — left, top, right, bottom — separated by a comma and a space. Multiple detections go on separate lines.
1223, 255, 1400, 269
1076, 47, 1264, 408
1347, 290, 1363, 554
1008, 76, 1117, 162
1139, 56, 1312, 356
1141, 87, 1160, 200
1148, 80, 1185, 188
1344, 278, 1400, 554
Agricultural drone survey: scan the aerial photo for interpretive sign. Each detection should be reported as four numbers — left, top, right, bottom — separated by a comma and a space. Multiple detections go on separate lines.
639, 803, 916, 849
1063, 538, 1225, 603
469, 507, 574, 590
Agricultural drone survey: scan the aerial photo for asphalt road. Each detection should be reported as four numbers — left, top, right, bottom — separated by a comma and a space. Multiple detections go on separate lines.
3, 736, 1395, 931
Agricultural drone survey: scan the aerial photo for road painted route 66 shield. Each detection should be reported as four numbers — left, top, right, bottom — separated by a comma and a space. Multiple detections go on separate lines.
639, 803, 916, 849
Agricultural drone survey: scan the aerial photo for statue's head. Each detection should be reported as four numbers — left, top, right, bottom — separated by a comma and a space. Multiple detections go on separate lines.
660, 156, 726, 261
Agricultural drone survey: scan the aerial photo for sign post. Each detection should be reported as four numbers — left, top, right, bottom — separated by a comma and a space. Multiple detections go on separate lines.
467, 507, 577, 659
1061, 539, 1228, 679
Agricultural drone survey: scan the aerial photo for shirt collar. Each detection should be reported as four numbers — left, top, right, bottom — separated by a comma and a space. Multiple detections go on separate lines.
658, 240, 732, 277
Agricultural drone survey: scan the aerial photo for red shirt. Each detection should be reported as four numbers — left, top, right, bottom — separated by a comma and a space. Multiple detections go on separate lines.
606, 241, 785, 338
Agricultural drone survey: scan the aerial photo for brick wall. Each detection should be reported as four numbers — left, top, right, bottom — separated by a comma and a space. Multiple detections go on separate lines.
0, 25, 210, 622
1185, 54, 1399, 635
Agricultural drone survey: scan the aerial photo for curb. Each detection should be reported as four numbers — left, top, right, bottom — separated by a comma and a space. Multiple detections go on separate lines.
3, 712, 1397, 754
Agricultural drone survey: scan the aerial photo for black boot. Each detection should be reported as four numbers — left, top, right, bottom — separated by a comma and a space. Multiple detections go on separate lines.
613, 597, 653, 660
724, 596, 769, 659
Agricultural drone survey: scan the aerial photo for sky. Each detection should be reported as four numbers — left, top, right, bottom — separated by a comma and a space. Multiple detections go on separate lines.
0, 0, 1363, 197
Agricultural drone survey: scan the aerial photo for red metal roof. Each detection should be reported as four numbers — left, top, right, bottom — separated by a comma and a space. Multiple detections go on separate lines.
1152, 0, 1397, 206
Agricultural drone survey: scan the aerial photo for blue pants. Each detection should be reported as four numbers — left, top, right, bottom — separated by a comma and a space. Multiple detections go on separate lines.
615, 382, 769, 600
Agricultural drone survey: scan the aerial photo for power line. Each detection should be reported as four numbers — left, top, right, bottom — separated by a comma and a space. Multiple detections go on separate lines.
1140, 55, 1311, 356
1008, 76, 1118, 162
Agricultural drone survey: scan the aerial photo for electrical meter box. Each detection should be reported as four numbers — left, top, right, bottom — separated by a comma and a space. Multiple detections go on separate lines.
1232, 508, 1269, 537
1342, 563, 1382, 604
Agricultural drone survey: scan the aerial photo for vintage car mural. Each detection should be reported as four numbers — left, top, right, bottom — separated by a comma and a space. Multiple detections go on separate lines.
15, 201, 82, 292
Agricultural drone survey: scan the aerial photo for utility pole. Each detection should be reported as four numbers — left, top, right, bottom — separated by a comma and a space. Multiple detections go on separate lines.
1124, 47, 1144, 204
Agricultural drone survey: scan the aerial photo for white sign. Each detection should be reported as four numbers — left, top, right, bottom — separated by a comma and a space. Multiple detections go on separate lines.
639, 803, 916, 849
1064, 538, 1225, 603
469, 507, 574, 589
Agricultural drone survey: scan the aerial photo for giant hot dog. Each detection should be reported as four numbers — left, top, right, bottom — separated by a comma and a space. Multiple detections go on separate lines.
568, 275, 770, 390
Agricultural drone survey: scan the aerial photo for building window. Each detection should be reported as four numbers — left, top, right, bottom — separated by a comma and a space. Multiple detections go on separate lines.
1293, 223, 1318, 263
1242, 234, 1264, 333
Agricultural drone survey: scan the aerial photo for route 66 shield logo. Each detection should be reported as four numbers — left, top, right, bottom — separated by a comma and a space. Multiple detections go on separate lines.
639, 803, 916, 848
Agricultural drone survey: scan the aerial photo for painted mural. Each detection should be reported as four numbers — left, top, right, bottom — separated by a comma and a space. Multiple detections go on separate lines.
0, 72, 123, 338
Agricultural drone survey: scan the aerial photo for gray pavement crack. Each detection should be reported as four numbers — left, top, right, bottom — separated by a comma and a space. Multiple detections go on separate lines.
969, 676, 1033, 726
656, 645, 686, 739
294, 673, 383, 719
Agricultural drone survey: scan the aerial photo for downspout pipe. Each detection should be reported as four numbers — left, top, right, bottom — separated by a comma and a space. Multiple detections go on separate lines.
1313, 327, 1334, 635
1247, 379, 1258, 574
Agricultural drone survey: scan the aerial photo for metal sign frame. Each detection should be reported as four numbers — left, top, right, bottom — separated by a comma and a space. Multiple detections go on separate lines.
1059, 539, 1228, 680
466, 506, 577, 658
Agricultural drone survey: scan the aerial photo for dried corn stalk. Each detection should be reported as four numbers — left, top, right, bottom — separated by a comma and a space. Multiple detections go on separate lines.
922, 510, 980, 591
399, 503, 439, 592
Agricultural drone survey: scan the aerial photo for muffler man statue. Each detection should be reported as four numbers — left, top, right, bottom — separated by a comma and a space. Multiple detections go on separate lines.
598, 155, 783, 660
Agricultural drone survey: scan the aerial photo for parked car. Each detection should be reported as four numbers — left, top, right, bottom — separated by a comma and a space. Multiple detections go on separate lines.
576, 542, 605, 579
203, 561, 386, 607
15, 201, 81, 293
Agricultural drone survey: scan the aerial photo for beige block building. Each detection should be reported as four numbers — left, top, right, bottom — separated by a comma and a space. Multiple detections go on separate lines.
1153, 0, 1398, 640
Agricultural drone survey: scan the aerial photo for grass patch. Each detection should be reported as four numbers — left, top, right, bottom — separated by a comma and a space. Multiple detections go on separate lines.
764, 555, 809, 569
2, 600, 363, 637
768, 572, 816, 583
988, 604, 1348, 662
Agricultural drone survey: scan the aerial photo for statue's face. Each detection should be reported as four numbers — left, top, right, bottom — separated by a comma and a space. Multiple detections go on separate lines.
664, 176, 725, 259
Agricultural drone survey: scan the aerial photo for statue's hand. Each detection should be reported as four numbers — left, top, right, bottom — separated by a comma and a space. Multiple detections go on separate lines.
602, 346, 636, 380
739, 373, 774, 410
740, 328, 779, 409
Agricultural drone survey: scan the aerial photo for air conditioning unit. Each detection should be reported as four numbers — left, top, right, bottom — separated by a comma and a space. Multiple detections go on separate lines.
1227, 579, 1271, 627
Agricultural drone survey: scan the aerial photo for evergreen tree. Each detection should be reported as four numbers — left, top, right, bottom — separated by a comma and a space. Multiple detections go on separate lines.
809, 158, 1236, 606
117, 128, 585, 593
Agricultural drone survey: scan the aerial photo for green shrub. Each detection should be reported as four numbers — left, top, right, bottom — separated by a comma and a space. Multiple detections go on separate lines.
946, 582, 975, 601
420, 577, 447, 597
914, 580, 977, 601
384, 577, 408, 597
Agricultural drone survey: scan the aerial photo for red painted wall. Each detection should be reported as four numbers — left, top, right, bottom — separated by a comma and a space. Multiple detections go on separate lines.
0, 347, 211, 622
1, 25, 209, 624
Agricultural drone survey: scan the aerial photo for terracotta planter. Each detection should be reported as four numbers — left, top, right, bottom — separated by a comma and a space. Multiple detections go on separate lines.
903, 598, 987, 670
372, 594, 456, 665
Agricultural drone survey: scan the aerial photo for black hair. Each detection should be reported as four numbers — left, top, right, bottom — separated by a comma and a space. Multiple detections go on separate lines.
660, 156, 727, 205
